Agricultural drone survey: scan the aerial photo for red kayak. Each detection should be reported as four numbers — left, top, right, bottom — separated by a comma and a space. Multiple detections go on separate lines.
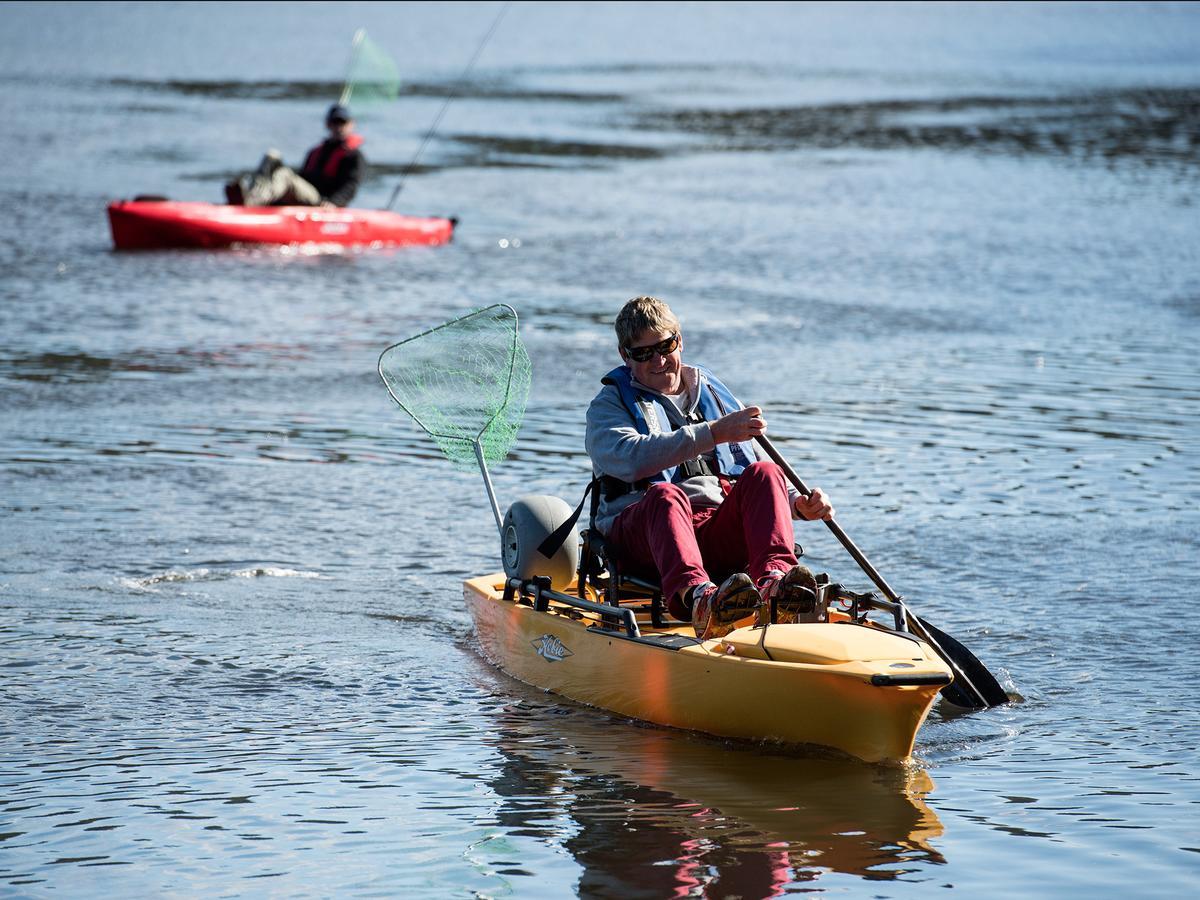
107, 199, 456, 251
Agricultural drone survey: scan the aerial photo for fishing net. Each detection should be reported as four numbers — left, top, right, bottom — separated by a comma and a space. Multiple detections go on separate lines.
340, 29, 401, 109
378, 304, 531, 469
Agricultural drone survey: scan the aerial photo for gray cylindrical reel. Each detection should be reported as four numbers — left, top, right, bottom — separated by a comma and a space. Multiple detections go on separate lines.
501, 495, 580, 589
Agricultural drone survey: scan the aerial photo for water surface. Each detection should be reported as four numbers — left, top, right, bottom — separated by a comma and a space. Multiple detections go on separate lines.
2, 1, 1199, 895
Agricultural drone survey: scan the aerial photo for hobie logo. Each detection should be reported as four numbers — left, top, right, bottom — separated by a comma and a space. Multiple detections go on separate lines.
532, 634, 573, 662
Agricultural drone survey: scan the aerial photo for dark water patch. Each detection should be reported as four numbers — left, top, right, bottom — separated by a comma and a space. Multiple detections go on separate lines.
178, 168, 252, 183
104, 76, 625, 105
521, 304, 614, 332
453, 158, 565, 171
404, 80, 626, 105
0, 342, 320, 384
113, 103, 180, 115
520, 61, 780, 77
122, 144, 196, 165
0, 338, 386, 388
330, 161, 441, 181
634, 87, 1200, 168
108, 77, 346, 102
332, 137, 665, 178
447, 133, 669, 164
1165, 292, 1200, 318
0, 350, 191, 383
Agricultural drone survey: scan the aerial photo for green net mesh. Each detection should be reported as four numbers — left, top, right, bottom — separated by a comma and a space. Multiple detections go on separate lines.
341, 29, 401, 109
378, 304, 531, 469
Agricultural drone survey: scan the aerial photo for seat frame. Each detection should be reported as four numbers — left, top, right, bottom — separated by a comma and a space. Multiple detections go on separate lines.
577, 528, 685, 629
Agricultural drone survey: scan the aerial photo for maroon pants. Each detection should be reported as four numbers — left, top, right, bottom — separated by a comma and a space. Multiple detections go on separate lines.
607, 461, 799, 620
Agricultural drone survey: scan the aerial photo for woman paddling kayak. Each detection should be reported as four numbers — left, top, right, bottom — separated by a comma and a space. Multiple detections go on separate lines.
586, 295, 837, 640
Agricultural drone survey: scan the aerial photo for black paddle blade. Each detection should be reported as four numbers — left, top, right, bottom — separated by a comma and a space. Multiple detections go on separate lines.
917, 617, 1010, 709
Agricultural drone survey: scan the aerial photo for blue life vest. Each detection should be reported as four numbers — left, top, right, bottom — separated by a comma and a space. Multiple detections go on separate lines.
601, 364, 756, 490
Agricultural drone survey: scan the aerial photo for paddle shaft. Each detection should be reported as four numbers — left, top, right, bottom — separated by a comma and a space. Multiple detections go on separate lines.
753, 433, 993, 707
753, 435, 901, 602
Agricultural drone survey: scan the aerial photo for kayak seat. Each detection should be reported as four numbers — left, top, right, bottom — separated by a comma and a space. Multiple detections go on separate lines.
577, 528, 685, 629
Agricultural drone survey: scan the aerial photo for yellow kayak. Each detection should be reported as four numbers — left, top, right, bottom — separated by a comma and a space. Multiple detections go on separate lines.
464, 573, 953, 764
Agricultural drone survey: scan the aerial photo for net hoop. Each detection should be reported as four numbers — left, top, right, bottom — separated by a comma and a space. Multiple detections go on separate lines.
377, 303, 530, 469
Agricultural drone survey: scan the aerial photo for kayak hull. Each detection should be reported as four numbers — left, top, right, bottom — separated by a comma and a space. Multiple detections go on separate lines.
464, 574, 952, 764
107, 200, 455, 250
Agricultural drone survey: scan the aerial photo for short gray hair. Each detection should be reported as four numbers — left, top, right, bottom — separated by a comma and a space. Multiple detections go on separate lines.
615, 296, 680, 348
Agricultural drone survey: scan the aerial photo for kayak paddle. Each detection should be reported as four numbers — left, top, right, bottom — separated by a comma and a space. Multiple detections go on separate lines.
754, 433, 1009, 709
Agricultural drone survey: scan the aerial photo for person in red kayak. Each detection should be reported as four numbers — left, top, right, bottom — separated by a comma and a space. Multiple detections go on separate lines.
585, 296, 836, 640
225, 104, 367, 208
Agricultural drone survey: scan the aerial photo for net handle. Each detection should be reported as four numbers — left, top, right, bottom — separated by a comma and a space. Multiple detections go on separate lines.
338, 29, 367, 107
474, 441, 504, 535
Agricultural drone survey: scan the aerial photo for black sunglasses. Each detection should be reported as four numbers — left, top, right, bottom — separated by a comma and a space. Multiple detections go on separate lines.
625, 332, 680, 362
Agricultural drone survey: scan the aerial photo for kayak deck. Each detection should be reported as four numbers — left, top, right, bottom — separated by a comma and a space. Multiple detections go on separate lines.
107, 199, 456, 251
464, 574, 953, 763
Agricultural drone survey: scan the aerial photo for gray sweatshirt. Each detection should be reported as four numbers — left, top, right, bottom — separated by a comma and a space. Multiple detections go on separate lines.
584, 364, 800, 535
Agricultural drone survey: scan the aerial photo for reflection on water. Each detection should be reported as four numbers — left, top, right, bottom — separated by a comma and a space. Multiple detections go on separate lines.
483, 701, 944, 895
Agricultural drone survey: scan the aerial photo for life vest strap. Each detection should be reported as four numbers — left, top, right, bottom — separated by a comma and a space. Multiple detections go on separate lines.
599, 453, 726, 501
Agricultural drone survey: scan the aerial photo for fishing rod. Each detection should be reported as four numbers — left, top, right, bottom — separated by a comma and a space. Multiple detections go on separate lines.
385, 1, 512, 211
